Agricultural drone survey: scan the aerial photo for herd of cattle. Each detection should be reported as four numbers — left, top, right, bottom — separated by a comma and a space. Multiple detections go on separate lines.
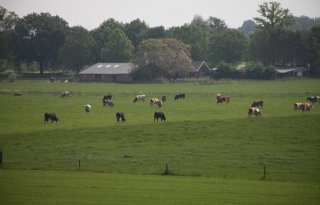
44, 91, 319, 123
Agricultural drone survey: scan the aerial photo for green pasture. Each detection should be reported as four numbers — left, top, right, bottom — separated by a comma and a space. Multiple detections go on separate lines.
0, 79, 320, 204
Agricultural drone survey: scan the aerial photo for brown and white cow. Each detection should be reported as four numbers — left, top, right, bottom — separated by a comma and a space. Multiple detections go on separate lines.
104, 99, 114, 107
301, 103, 314, 112
251, 100, 263, 108
60, 91, 72, 98
294, 103, 303, 111
294, 102, 314, 112
216, 94, 230, 104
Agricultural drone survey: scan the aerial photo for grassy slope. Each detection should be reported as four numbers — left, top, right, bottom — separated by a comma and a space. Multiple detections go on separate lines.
0, 79, 320, 204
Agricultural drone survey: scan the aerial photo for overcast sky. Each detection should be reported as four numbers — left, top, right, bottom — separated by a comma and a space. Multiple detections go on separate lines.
1, 0, 320, 30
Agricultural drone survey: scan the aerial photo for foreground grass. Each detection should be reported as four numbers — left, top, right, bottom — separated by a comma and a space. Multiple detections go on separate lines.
1, 169, 319, 205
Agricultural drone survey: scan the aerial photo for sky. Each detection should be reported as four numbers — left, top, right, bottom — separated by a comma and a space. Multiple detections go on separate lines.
1, 0, 320, 30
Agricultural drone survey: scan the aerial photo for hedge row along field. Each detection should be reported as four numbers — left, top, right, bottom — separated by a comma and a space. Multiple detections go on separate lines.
0, 79, 320, 205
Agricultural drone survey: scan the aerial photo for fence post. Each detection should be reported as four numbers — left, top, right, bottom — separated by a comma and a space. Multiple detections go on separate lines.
261, 165, 266, 180
0, 150, 2, 166
78, 160, 81, 169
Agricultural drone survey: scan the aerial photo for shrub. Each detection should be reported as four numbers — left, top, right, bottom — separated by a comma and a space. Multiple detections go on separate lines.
214, 62, 241, 79
244, 62, 275, 79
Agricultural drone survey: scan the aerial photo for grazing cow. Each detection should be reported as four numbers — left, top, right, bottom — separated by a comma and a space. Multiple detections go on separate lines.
150, 98, 162, 107
294, 103, 303, 111
102, 95, 112, 105
216, 94, 230, 103
85, 104, 92, 112
154, 112, 166, 122
116, 112, 125, 123
307, 96, 320, 103
44, 112, 59, 123
251, 100, 263, 108
60, 91, 72, 98
174, 93, 185, 100
133, 94, 146, 103
161, 95, 167, 102
301, 103, 314, 112
104, 99, 114, 107
248, 107, 262, 117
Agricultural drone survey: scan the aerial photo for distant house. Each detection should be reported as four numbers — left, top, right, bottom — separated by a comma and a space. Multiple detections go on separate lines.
79, 63, 134, 83
190, 61, 211, 77
275, 66, 308, 78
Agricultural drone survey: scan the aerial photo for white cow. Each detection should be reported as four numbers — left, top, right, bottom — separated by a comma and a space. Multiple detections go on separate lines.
85, 104, 92, 112
133, 94, 146, 103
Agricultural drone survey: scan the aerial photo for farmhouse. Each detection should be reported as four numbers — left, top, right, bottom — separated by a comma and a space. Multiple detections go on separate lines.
190, 61, 211, 77
275, 66, 308, 78
79, 63, 134, 83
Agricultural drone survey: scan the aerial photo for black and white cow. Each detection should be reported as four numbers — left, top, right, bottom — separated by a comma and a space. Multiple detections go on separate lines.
150, 98, 162, 107
154, 112, 166, 122
44, 112, 59, 123
116, 112, 126, 123
174, 93, 185, 100
248, 107, 262, 117
307, 96, 320, 103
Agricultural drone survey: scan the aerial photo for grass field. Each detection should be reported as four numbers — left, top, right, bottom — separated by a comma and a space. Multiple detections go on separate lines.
0, 79, 320, 204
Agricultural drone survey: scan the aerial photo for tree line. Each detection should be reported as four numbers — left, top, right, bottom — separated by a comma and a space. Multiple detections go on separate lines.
0, 1, 320, 81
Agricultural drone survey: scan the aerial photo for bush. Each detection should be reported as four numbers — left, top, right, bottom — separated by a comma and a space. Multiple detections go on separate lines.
244, 62, 275, 80
214, 62, 241, 79
7, 72, 17, 82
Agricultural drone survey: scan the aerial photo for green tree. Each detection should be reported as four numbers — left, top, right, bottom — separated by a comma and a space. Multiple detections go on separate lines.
100, 28, 133, 62
0, 6, 19, 72
250, 2, 298, 66
124, 19, 148, 50
58, 26, 95, 72
208, 29, 248, 65
14, 13, 68, 75
91, 18, 124, 62
254, 1, 294, 33
310, 27, 320, 76
206, 16, 227, 32
169, 23, 209, 61
146, 26, 166, 39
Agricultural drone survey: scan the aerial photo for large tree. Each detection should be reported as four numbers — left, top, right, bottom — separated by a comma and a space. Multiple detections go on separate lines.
99, 28, 133, 62
254, 1, 294, 33
208, 29, 248, 65
206, 16, 227, 32
251, 1, 297, 65
14, 13, 68, 74
310, 27, 320, 76
0, 6, 19, 72
134, 38, 193, 80
58, 26, 95, 72
91, 18, 124, 62
124, 19, 148, 50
